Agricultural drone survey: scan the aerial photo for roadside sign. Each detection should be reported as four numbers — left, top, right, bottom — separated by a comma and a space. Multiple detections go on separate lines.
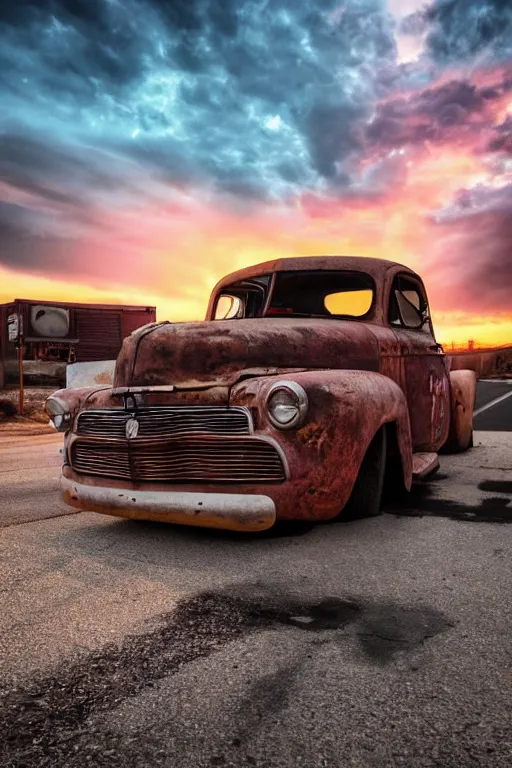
7, 313, 19, 342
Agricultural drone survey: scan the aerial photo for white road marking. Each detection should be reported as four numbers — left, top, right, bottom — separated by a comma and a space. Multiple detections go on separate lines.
479, 379, 512, 384
474, 389, 512, 417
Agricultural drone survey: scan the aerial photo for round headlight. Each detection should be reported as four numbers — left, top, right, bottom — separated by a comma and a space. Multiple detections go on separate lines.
266, 381, 308, 430
45, 396, 72, 432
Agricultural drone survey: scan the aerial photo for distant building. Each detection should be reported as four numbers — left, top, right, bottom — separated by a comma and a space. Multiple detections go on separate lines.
0, 298, 156, 388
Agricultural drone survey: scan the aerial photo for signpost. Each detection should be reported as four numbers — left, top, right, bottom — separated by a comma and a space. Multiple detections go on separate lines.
18, 333, 24, 416
7, 312, 23, 415
7, 313, 18, 342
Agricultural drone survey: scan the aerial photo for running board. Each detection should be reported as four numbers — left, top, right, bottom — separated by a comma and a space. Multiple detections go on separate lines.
412, 452, 440, 480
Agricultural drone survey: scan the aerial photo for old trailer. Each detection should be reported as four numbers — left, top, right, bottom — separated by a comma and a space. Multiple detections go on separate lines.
0, 299, 156, 390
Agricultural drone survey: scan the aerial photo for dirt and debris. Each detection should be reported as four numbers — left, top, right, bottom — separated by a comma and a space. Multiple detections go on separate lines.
0, 387, 56, 433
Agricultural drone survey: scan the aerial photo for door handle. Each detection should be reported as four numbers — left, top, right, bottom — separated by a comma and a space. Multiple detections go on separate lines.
429, 343, 444, 353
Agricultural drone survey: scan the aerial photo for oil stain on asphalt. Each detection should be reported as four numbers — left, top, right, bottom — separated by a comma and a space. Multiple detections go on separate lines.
386, 480, 512, 524
0, 585, 453, 768
478, 480, 512, 495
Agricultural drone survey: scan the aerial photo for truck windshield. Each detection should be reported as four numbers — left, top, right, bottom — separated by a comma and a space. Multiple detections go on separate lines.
213, 271, 374, 320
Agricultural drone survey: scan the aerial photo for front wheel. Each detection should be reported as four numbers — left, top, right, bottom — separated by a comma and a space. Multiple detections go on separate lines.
343, 427, 387, 519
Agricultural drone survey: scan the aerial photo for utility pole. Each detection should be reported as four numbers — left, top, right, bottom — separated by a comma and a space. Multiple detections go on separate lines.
18, 333, 24, 416
16, 311, 24, 416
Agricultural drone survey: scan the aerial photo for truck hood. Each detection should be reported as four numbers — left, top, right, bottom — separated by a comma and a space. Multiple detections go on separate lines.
113, 318, 380, 389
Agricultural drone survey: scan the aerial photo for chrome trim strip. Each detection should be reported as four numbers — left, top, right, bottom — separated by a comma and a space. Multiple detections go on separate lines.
112, 385, 176, 396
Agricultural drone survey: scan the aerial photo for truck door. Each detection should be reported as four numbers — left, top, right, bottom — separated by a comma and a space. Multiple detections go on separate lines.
389, 273, 450, 452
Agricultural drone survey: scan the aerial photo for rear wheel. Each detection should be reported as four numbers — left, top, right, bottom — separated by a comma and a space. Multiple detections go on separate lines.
441, 423, 474, 454
343, 427, 387, 519
441, 370, 476, 454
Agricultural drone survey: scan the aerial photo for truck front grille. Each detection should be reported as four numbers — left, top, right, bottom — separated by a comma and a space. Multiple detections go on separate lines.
72, 406, 285, 484
71, 437, 285, 484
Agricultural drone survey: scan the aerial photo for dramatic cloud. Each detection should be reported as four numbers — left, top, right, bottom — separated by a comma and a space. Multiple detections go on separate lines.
0, 0, 511, 345
428, 182, 512, 313
487, 115, 512, 154
366, 71, 512, 152
425, 0, 512, 64
0, 0, 397, 198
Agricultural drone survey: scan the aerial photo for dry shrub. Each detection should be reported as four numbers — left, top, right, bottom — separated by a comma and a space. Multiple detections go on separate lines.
0, 399, 18, 419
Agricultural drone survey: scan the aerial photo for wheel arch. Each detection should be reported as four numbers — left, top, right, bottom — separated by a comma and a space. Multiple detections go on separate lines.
231, 368, 413, 521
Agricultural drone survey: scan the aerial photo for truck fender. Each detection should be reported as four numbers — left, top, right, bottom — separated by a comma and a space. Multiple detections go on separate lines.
231, 369, 413, 521
441, 369, 477, 453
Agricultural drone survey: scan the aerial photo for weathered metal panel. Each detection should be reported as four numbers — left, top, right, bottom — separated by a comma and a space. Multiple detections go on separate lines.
229, 369, 413, 521
75, 310, 122, 362
120, 309, 157, 339
391, 328, 450, 452
115, 318, 381, 389
66, 360, 116, 388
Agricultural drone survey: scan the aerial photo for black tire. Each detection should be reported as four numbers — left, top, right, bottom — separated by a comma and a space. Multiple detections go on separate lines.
343, 427, 387, 519
441, 424, 474, 454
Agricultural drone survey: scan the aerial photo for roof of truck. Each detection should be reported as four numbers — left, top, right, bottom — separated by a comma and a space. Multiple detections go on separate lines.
214, 255, 418, 291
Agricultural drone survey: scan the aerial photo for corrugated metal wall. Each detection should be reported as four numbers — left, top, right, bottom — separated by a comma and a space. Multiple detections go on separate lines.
75, 310, 122, 362
121, 309, 155, 338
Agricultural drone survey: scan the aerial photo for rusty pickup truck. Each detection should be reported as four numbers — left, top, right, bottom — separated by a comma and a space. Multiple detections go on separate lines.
46, 256, 476, 531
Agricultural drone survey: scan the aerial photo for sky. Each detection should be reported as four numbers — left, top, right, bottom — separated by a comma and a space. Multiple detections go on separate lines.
0, 0, 511, 347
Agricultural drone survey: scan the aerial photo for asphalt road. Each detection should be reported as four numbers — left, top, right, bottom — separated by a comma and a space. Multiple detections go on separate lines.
0, 382, 511, 768
474, 379, 512, 431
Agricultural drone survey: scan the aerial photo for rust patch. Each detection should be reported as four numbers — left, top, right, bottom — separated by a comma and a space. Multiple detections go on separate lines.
93, 371, 113, 385
297, 423, 328, 454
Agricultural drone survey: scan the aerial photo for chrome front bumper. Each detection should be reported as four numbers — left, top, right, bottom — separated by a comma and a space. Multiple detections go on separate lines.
61, 475, 276, 532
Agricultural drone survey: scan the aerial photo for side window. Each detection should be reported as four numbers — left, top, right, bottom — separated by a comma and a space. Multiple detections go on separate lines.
389, 275, 429, 331
214, 294, 245, 320
213, 279, 269, 320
